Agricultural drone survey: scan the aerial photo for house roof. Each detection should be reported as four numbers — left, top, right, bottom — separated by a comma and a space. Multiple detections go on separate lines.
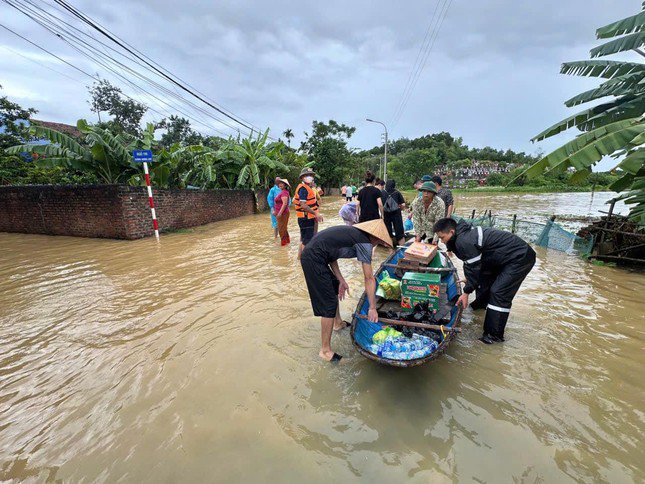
31, 119, 82, 138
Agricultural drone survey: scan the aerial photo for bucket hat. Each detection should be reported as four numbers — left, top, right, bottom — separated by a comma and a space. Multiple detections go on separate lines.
419, 181, 438, 193
299, 167, 316, 178
354, 219, 393, 248
421, 175, 433, 182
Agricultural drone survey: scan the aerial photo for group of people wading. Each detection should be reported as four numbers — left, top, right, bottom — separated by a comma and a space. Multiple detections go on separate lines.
268, 169, 535, 362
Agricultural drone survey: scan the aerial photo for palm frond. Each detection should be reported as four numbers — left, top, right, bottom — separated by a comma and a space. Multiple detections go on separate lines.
590, 32, 645, 58
596, 11, 645, 39
515, 118, 645, 183
28, 125, 87, 156
560, 60, 645, 79
564, 72, 645, 107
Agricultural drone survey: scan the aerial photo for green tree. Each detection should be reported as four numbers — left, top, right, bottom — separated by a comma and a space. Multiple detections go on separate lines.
0, 85, 37, 149
513, 6, 645, 222
234, 129, 290, 188
282, 128, 294, 147
158, 115, 203, 148
88, 80, 147, 137
6, 120, 167, 185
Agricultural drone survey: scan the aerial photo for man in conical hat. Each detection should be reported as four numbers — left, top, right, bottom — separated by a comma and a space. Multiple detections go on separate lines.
300, 219, 392, 362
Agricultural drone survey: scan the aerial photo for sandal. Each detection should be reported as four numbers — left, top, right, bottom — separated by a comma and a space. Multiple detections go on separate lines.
334, 320, 350, 331
330, 353, 343, 363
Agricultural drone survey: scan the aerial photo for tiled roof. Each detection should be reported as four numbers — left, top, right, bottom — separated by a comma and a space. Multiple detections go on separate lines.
31, 119, 82, 138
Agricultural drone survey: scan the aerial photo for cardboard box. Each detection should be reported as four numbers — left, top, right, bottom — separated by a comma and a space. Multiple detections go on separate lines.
404, 242, 438, 265
401, 272, 441, 311
401, 295, 439, 311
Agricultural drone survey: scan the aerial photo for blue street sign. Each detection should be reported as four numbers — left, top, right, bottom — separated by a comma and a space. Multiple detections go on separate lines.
133, 150, 153, 163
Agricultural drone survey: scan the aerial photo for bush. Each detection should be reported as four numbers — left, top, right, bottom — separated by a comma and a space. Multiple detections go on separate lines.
0, 154, 99, 185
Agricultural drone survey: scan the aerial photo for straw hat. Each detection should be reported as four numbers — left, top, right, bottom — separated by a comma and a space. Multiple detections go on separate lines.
354, 219, 393, 247
299, 167, 316, 178
276, 177, 290, 187
419, 181, 438, 193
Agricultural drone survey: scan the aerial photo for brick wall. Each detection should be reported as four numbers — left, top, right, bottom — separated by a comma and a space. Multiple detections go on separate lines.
0, 185, 267, 240
254, 188, 270, 212
0, 185, 128, 238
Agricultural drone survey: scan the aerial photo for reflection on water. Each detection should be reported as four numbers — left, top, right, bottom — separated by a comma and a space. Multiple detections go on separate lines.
0, 193, 643, 482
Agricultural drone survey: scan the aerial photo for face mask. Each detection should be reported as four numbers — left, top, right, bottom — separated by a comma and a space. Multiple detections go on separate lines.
304, 176, 314, 184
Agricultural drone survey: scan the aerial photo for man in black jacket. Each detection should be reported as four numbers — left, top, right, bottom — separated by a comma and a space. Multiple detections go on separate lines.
433, 218, 536, 344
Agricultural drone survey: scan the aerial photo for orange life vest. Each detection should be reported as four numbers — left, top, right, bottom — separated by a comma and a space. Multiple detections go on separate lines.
293, 183, 319, 219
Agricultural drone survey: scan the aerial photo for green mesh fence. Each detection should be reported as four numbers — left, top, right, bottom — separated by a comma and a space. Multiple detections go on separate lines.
452, 215, 594, 256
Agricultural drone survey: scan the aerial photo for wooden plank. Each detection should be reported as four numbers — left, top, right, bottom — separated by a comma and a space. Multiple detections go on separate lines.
384, 263, 456, 273
589, 255, 645, 264
353, 313, 461, 332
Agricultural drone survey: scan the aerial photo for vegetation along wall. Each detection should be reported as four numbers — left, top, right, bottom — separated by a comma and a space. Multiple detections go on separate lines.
0, 185, 267, 240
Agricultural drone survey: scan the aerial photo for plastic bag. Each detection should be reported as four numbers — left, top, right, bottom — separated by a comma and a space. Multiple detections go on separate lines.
404, 218, 414, 232
376, 272, 401, 300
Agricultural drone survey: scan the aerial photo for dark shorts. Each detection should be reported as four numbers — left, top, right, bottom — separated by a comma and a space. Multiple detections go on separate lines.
300, 256, 339, 318
298, 217, 316, 245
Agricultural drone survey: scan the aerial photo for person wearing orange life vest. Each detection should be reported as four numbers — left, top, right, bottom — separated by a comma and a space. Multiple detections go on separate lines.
294, 167, 323, 259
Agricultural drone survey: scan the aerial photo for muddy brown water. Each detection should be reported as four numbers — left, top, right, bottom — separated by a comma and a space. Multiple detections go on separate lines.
0, 192, 643, 482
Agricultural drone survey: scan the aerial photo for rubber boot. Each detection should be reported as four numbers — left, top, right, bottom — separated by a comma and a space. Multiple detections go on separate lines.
479, 309, 509, 344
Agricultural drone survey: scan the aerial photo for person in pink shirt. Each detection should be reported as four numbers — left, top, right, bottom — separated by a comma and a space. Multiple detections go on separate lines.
274, 178, 291, 246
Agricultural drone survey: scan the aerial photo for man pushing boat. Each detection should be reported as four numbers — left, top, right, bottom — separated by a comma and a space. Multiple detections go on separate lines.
433, 218, 536, 344
300, 220, 393, 362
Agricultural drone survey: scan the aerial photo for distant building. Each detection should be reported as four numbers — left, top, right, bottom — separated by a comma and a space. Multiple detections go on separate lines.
30, 119, 82, 138
435, 160, 517, 187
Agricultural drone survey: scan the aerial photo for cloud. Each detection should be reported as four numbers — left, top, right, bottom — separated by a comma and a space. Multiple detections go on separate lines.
0, 0, 638, 155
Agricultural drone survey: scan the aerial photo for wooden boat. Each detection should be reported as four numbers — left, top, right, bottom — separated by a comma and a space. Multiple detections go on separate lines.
350, 246, 463, 368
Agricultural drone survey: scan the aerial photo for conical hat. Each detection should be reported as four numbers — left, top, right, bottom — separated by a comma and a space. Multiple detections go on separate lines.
354, 219, 393, 247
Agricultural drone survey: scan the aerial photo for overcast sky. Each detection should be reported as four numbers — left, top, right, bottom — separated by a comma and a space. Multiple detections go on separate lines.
0, 0, 638, 167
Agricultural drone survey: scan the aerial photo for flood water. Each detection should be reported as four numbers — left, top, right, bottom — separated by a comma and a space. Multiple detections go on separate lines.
0, 192, 643, 482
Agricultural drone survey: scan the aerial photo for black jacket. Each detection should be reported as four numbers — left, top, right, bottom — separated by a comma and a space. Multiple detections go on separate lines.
447, 220, 532, 294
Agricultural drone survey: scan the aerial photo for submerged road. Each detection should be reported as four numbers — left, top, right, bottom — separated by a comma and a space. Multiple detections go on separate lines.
0, 192, 643, 482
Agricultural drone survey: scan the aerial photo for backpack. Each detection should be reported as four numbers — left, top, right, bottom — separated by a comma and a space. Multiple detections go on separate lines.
383, 191, 400, 213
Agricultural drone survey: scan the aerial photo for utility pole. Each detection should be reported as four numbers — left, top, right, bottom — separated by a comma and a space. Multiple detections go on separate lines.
366, 118, 388, 182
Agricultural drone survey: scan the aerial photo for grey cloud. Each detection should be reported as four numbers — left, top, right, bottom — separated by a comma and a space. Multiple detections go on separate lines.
0, 0, 639, 152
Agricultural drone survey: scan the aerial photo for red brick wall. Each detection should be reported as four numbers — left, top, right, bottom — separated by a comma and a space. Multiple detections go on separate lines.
0, 185, 128, 238
0, 185, 265, 240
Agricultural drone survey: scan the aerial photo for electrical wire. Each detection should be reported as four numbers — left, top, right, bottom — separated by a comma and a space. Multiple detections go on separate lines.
52, 0, 271, 137
391, 0, 453, 128
2, 0, 242, 137
0, 22, 228, 137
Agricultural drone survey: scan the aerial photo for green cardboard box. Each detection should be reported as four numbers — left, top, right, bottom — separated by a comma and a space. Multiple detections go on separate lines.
401, 272, 441, 311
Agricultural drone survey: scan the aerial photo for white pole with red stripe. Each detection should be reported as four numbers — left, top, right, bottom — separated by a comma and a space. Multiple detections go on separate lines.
143, 161, 159, 239
133, 149, 159, 240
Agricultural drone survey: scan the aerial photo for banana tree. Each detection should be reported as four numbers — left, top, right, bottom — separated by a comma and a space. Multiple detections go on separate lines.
8, 120, 172, 186
512, 6, 645, 223
234, 129, 290, 188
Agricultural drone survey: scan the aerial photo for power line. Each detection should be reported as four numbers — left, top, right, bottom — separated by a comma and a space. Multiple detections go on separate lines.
0, 22, 227, 136
52, 0, 272, 138
391, 0, 443, 125
2, 0, 242, 137
391, 0, 453, 128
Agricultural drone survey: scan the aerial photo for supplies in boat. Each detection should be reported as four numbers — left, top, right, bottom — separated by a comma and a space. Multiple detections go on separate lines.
369, 326, 438, 360
401, 271, 441, 311
403, 242, 438, 264
376, 272, 401, 300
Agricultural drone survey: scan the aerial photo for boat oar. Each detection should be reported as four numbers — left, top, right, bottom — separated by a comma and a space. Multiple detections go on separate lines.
352, 313, 461, 333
